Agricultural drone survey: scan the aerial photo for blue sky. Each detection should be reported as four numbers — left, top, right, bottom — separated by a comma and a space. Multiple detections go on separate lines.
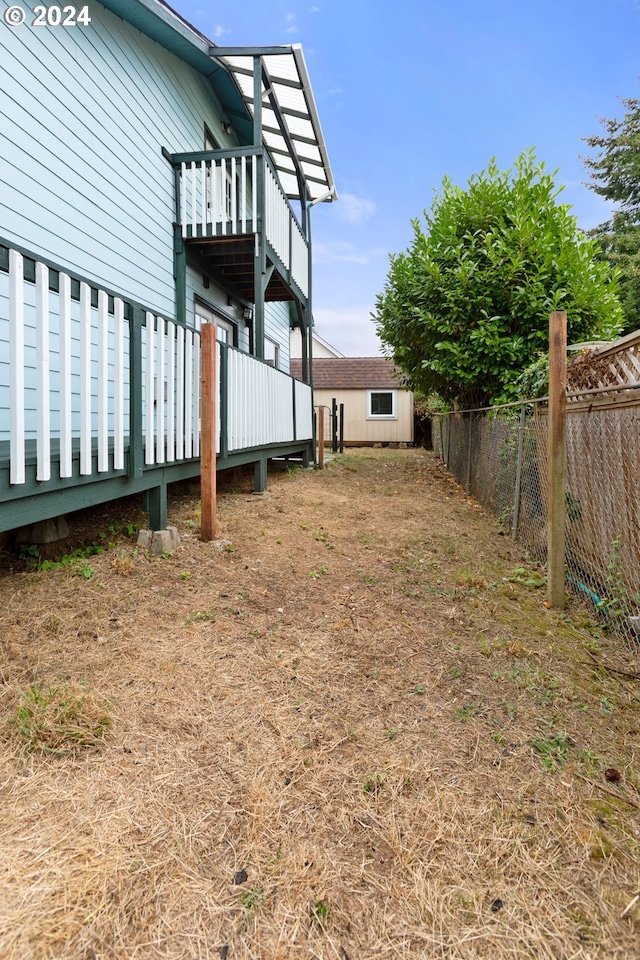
178, 0, 639, 356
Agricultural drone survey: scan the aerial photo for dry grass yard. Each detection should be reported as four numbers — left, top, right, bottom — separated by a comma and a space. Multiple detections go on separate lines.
1, 448, 639, 960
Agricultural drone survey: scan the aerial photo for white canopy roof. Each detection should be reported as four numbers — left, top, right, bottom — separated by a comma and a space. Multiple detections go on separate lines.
214, 45, 337, 204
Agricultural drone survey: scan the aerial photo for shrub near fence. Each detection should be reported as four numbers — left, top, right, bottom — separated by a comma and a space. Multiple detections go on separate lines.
434, 396, 640, 648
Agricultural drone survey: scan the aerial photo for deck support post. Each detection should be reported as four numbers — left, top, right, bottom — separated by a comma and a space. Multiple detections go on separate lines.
253, 55, 266, 360
200, 323, 217, 540
173, 226, 186, 327
145, 483, 167, 531
254, 456, 267, 492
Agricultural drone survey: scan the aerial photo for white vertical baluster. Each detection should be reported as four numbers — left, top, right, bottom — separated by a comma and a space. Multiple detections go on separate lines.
59, 272, 72, 478
276, 176, 280, 256
145, 312, 155, 465
35, 261, 51, 481
190, 162, 196, 236
241, 155, 246, 233
252, 155, 257, 229
231, 157, 237, 232
97, 290, 108, 472
266, 170, 271, 249
166, 321, 175, 462
193, 331, 200, 457
184, 330, 193, 458
9, 250, 25, 485
200, 160, 207, 235
79, 282, 92, 476
176, 325, 185, 459
279, 183, 284, 263
275, 179, 280, 259
180, 162, 187, 235
283, 189, 288, 265
211, 160, 218, 231
216, 346, 221, 455
268, 171, 273, 245
231, 350, 237, 451
156, 317, 165, 464
221, 158, 228, 228
113, 297, 124, 470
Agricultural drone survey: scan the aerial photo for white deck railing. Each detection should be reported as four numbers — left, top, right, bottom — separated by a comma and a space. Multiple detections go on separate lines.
4, 249, 128, 482
180, 154, 257, 238
226, 348, 295, 451
143, 314, 201, 466
177, 151, 309, 298
1, 246, 312, 486
294, 377, 313, 441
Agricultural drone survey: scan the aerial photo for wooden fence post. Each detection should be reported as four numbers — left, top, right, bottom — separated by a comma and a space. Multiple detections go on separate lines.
201, 323, 217, 541
547, 311, 567, 609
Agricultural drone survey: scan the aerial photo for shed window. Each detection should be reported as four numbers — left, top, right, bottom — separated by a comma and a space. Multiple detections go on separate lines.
367, 390, 397, 419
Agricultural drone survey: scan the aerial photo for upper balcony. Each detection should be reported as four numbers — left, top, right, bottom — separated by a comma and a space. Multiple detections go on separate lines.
168, 147, 309, 304
165, 44, 337, 312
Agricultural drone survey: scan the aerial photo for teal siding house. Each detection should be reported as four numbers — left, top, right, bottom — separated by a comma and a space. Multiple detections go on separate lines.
0, 0, 336, 533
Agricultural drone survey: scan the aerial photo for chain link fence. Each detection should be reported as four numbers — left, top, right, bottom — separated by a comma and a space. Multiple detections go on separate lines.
434, 397, 640, 649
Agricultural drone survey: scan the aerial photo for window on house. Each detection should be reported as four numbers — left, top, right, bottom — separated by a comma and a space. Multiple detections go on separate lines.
264, 338, 279, 368
194, 301, 237, 345
367, 390, 397, 419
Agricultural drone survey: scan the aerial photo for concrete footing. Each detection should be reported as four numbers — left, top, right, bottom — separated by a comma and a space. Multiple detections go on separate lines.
15, 516, 70, 545
137, 526, 181, 556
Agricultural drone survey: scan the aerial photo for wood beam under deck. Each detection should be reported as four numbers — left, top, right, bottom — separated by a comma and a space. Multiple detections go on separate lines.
188, 235, 305, 306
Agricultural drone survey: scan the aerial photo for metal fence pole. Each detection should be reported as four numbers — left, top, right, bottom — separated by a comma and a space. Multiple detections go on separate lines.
331, 397, 338, 452
511, 402, 527, 541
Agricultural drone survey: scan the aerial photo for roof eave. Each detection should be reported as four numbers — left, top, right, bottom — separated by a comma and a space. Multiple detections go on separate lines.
98, 0, 254, 144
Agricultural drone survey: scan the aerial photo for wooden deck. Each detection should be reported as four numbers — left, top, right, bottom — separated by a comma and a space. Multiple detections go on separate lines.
0, 241, 313, 534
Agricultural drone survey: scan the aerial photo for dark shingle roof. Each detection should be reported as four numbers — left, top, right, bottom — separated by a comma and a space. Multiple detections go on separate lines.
290, 357, 404, 389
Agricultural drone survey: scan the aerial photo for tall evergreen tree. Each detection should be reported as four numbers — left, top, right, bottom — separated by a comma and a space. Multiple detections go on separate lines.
582, 98, 640, 333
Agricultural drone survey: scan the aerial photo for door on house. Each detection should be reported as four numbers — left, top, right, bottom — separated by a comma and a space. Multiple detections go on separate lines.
194, 302, 236, 345
205, 131, 233, 225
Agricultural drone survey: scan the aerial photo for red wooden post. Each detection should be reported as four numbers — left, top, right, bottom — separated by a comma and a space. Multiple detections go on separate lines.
200, 324, 217, 541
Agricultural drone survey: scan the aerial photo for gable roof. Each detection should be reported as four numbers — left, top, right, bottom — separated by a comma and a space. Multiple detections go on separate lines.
291, 357, 406, 390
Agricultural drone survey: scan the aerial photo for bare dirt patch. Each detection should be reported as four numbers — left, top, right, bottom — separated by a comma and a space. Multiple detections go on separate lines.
1, 449, 639, 959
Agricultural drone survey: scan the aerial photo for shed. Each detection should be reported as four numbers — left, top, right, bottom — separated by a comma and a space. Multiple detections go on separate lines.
290, 357, 413, 446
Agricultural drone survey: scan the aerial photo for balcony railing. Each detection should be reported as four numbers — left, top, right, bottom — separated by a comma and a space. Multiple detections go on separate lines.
0, 243, 313, 512
171, 148, 309, 298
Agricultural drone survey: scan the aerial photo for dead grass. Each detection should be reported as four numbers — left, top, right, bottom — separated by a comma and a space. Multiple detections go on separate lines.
1, 449, 639, 959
